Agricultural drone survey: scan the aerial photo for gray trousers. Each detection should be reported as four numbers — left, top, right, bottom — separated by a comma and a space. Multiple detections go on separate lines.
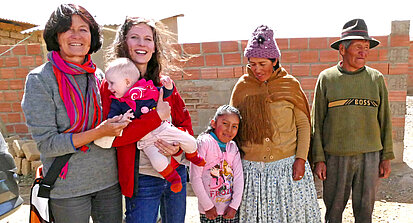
323, 151, 380, 223
50, 184, 122, 223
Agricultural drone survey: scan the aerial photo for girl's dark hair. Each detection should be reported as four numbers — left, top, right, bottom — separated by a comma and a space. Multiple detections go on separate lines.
204, 105, 244, 156
204, 105, 241, 134
43, 4, 102, 54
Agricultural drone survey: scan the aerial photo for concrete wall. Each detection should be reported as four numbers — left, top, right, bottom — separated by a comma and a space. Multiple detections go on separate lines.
408, 41, 413, 95
91, 25, 118, 71
0, 20, 410, 162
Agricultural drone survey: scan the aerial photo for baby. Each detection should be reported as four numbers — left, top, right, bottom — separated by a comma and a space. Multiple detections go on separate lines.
95, 58, 205, 192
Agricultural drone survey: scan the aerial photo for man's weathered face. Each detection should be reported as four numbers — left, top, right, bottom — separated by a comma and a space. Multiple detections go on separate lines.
339, 40, 370, 71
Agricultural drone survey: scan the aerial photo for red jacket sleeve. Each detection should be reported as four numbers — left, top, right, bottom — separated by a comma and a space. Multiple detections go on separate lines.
99, 79, 162, 147
164, 82, 194, 136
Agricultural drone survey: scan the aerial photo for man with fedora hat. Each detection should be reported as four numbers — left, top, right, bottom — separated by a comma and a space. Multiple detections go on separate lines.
311, 18, 394, 223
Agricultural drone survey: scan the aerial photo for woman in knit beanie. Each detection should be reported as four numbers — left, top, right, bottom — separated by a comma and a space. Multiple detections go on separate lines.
230, 25, 321, 222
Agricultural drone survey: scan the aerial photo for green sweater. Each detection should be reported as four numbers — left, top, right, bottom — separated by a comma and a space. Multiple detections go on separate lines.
311, 64, 394, 162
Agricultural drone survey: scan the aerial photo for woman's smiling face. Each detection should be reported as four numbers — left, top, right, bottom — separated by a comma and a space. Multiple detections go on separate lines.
125, 23, 155, 66
57, 15, 91, 64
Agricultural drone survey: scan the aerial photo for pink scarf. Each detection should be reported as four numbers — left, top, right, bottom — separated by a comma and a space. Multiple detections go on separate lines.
48, 51, 103, 178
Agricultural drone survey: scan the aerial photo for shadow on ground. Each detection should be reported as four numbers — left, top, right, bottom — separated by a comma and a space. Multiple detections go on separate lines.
377, 162, 413, 203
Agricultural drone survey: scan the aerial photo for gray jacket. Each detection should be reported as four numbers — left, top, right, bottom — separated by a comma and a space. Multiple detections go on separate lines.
21, 62, 118, 199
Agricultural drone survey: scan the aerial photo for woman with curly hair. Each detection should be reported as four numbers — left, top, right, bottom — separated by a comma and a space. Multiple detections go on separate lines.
100, 17, 193, 223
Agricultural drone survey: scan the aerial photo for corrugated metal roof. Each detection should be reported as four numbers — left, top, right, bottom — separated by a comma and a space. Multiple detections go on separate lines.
0, 17, 37, 27
20, 25, 43, 34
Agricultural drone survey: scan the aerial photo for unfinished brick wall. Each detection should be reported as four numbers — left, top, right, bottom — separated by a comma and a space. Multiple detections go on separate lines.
0, 44, 44, 138
0, 25, 42, 45
0, 21, 409, 162
172, 20, 409, 162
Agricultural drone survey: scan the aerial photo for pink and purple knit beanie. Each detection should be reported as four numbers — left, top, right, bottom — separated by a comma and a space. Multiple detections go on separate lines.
244, 25, 280, 59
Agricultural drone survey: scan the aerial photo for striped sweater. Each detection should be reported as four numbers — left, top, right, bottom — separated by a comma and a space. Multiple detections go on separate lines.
311, 64, 394, 162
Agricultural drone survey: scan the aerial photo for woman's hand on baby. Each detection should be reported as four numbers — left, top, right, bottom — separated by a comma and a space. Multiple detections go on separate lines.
156, 88, 171, 120
205, 206, 218, 220
292, 158, 306, 181
160, 76, 173, 90
155, 139, 180, 156
223, 206, 237, 219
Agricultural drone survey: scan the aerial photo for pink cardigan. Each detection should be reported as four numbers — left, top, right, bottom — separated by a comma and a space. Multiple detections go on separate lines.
190, 134, 244, 215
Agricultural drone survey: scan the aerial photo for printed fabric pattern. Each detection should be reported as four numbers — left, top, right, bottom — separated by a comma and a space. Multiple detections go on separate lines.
239, 156, 321, 223
190, 134, 243, 215
208, 159, 234, 204
110, 78, 160, 112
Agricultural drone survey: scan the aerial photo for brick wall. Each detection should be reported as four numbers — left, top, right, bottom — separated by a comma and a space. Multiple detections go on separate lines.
0, 44, 44, 138
0, 21, 409, 162
172, 20, 409, 162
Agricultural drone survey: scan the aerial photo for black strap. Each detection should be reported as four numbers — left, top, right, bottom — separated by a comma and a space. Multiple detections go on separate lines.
38, 153, 72, 198
132, 149, 140, 196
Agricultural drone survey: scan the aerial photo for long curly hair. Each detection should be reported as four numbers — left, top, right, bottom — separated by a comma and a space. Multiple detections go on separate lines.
106, 17, 191, 86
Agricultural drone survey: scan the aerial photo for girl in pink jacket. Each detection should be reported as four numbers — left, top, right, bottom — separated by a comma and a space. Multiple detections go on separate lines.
190, 105, 244, 222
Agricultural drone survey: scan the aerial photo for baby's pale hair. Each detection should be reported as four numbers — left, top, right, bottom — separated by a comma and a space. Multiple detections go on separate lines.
105, 58, 140, 83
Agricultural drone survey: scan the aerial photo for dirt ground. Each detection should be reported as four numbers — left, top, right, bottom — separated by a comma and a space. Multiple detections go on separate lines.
2, 96, 413, 223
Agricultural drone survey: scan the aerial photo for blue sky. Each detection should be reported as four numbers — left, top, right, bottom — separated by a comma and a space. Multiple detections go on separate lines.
2, 0, 413, 43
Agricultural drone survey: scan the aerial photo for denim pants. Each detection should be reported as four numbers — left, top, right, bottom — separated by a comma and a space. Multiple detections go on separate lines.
125, 164, 187, 223
50, 184, 122, 223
